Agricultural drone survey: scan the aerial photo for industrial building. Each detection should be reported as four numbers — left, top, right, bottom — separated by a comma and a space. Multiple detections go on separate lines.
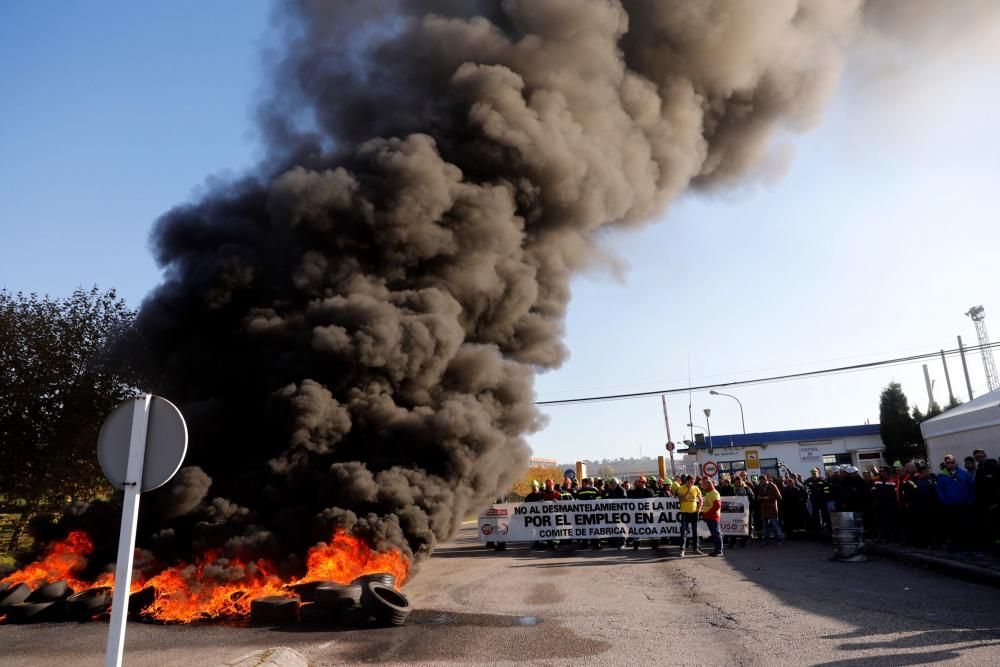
687, 424, 884, 479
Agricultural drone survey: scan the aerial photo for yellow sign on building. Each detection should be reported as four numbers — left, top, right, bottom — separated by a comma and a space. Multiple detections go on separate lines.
745, 449, 760, 469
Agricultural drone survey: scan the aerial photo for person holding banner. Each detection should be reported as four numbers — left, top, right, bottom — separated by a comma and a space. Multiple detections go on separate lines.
701, 478, 723, 557
604, 478, 626, 548
676, 475, 703, 556
524, 481, 547, 550
628, 476, 659, 550
575, 478, 602, 550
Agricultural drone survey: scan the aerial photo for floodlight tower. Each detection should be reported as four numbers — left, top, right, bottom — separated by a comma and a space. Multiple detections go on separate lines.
966, 305, 1000, 393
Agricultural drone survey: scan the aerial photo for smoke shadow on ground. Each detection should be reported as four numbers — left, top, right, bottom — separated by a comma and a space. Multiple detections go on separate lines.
719, 542, 1000, 664
270, 608, 610, 663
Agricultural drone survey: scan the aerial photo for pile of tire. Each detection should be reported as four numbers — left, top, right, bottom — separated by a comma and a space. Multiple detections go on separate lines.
0, 580, 75, 624
290, 572, 411, 628
66, 587, 113, 621
294, 581, 361, 626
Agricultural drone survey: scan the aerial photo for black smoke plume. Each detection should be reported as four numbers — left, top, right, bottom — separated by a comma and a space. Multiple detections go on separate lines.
40, 1, 998, 576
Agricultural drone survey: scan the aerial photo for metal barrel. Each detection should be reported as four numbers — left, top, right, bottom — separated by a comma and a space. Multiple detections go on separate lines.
830, 511, 867, 561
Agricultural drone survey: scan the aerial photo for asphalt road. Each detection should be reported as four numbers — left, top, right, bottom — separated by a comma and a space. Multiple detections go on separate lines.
2, 527, 999, 666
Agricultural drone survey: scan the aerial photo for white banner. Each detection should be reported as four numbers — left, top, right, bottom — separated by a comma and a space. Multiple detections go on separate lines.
478, 496, 749, 542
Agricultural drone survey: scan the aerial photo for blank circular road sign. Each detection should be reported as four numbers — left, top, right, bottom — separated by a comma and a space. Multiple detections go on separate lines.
97, 395, 188, 492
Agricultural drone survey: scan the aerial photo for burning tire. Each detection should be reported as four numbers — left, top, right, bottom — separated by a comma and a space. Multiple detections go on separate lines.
351, 573, 396, 589
360, 582, 411, 627
27, 580, 73, 603
66, 587, 112, 621
286, 580, 329, 602
5, 601, 63, 624
314, 583, 361, 609
298, 601, 338, 625
0, 583, 31, 609
128, 586, 157, 618
250, 595, 300, 625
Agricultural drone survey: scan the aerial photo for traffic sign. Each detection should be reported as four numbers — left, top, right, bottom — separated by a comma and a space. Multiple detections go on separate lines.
564, 469, 576, 481
98, 395, 187, 667
702, 461, 719, 477
98, 395, 187, 492
665, 441, 676, 452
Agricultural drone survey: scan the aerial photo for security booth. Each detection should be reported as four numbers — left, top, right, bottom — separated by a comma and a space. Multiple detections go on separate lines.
689, 424, 884, 479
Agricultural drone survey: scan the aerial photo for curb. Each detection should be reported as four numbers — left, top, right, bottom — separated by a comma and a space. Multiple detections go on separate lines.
866, 543, 1000, 588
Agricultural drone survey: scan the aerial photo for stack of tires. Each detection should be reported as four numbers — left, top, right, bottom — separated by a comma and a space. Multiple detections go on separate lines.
0, 580, 76, 623
289, 573, 411, 627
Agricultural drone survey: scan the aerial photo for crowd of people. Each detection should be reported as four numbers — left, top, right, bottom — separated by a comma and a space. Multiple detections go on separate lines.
504, 447, 1000, 558
518, 475, 725, 556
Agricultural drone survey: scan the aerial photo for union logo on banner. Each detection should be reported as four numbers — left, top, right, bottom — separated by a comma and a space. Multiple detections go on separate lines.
483, 508, 509, 517
481, 524, 494, 535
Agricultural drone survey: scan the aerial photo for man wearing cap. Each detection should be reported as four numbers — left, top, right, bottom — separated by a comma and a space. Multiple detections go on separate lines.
804, 467, 831, 533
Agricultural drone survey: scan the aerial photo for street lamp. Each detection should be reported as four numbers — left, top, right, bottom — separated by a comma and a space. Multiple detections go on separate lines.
703, 408, 713, 452
709, 390, 746, 434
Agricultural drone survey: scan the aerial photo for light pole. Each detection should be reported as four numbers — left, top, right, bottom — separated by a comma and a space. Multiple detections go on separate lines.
709, 390, 746, 434
703, 408, 713, 452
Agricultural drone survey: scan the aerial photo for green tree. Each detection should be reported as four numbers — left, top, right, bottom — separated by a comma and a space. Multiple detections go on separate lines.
911, 406, 924, 422
925, 401, 943, 419
945, 395, 963, 411
878, 382, 924, 464
0, 287, 137, 550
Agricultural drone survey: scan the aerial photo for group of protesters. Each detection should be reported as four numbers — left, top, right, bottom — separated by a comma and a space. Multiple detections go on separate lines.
519, 475, 725, 556
506, 447, 999, 557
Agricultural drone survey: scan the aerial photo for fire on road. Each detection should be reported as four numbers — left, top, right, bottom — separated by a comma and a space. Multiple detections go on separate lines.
2, 527, 999, 666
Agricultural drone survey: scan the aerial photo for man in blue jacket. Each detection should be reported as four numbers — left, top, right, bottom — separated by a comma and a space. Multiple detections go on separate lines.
936, 454, 976, 555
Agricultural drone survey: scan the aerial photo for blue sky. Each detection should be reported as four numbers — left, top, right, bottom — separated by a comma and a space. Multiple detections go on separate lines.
2, 3, 998, 464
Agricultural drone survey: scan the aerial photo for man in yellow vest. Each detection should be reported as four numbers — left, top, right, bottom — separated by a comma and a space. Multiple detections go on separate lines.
676, 475, 703, 556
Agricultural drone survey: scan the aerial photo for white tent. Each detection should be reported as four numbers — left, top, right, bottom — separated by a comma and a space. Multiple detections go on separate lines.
920, 388, 1000, 465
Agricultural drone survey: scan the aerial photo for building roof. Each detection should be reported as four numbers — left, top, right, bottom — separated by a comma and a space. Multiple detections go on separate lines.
688, 424, 881, 450
920, 387, 1000, 440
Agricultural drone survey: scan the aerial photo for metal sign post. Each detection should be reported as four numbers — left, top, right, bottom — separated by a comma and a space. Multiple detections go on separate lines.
661, 395, 676, 476
97, 393, 187, 667
105, 395, 150, 667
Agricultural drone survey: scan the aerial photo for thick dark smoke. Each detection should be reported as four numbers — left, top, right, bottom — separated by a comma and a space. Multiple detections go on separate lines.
41, 1, 995, 576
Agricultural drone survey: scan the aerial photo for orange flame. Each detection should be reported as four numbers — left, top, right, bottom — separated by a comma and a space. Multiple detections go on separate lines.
299, 531, 410, 586
1, 531, 96, 593
2, 529, 410, 623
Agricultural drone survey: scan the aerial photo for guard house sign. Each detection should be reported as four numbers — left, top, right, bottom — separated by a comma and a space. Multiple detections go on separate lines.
744, 449, 760, 470
799, 445, 823, 465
